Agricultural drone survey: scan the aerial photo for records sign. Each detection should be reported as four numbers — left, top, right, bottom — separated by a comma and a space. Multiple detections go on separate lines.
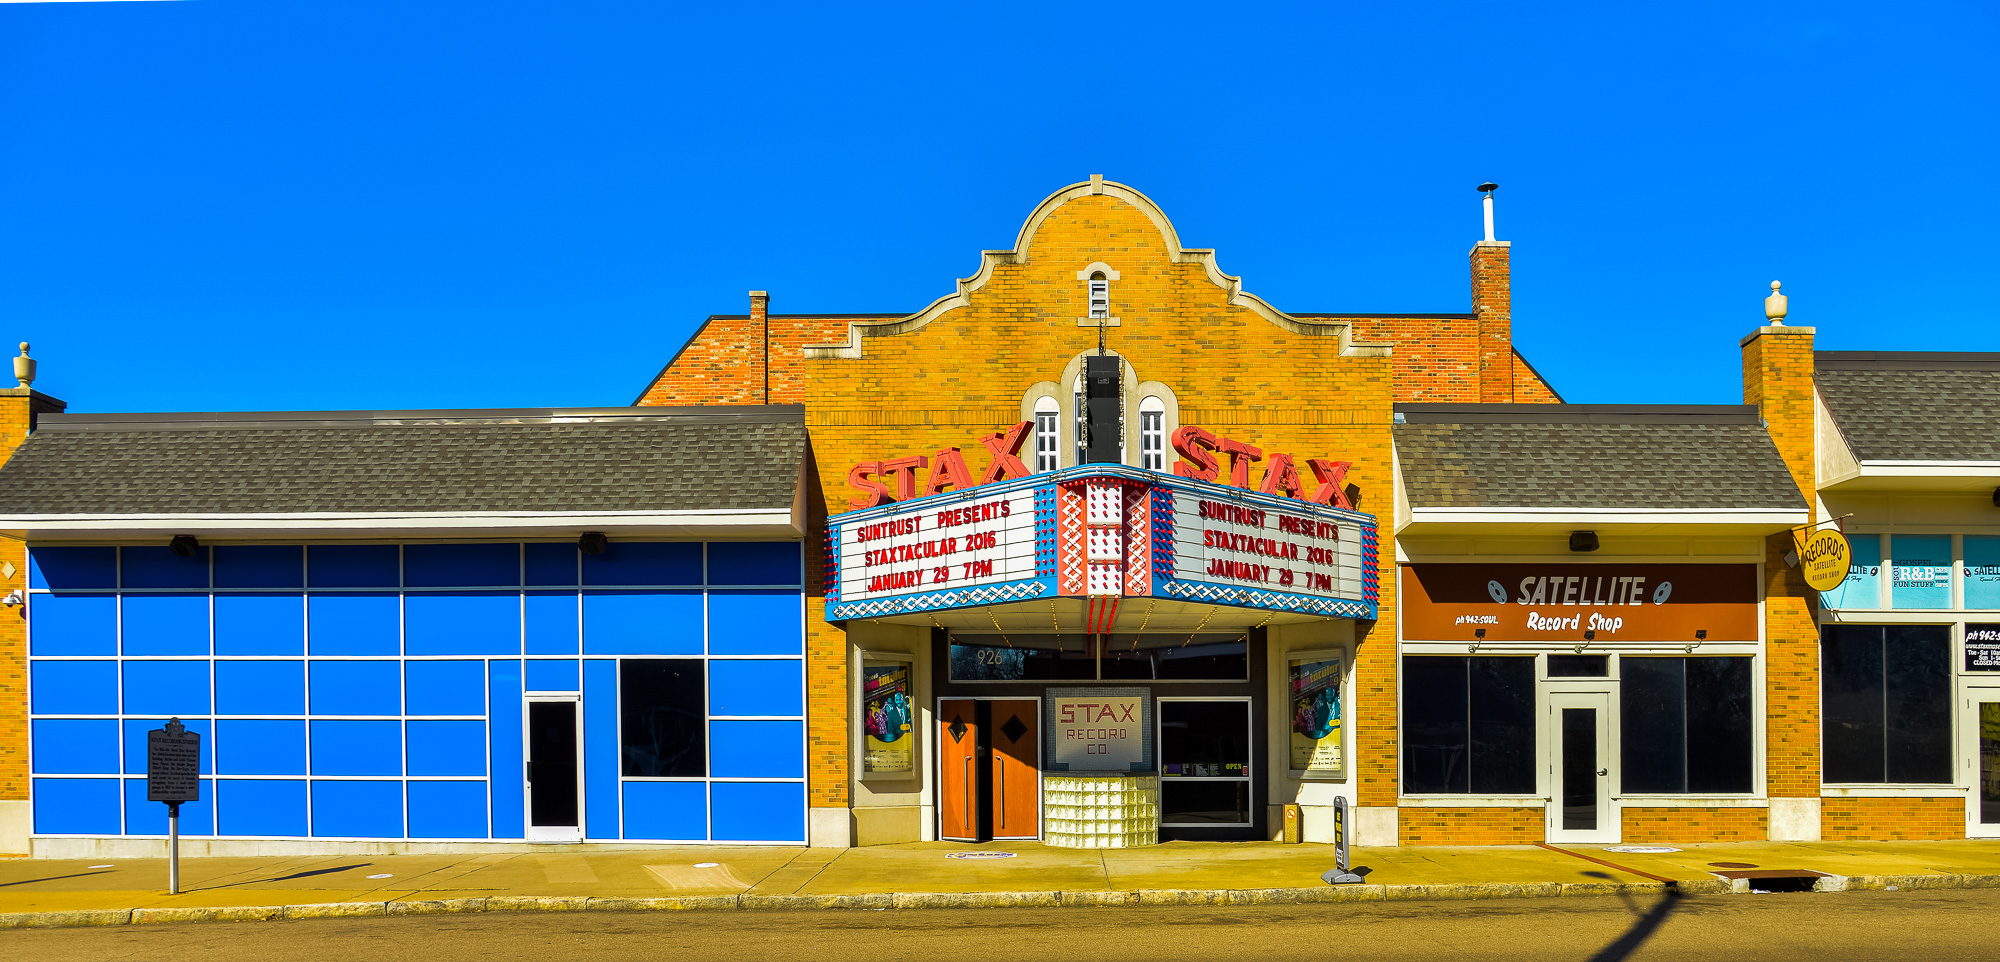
1966, 625, 2000, 672
1799, 528, 1852, 593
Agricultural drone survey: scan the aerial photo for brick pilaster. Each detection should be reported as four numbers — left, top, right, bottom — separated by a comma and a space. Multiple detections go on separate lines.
1741, 325, 1819, 801
0, 386, 66, 814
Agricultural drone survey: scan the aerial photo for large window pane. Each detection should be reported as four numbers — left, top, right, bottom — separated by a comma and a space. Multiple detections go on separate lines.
1158, 700, 1249, 775
1160, 781, 1249, 825
949, 635, 1094, 681
1822, 625, 1887, 783
1885, 625, 1952, 783
1401, 657, 1468, 794
1686, 658, 1754, 793
1100, 634, 1248, 681
1621, 658, 1686, 794
1469, 657, 1536, 794
620, 660, 705, 777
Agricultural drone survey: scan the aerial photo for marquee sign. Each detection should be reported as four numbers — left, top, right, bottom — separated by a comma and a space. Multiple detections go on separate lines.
825, 461, 1378, 624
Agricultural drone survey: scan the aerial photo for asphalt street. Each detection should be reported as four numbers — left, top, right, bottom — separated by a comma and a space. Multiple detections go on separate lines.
5, 889, 1990, 962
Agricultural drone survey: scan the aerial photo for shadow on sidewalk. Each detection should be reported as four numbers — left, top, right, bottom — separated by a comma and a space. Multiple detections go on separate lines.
190, 863, 374, 892
0, 871, 112, 887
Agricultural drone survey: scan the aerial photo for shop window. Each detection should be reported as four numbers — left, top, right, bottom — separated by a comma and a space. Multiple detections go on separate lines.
860, 657, 916, 778
1034, 396, 1060, 472
1967, 535, 2000, 609
1158, 699, 1251, 826
1139, 397, 1165, 470
1890, 535, 1951, 609
620, 659, 706, 777
1820, 534, 1884, 610
1547, 654, 1608, 678
1401, 656, 1535, 794
950, 633, 1247, 682
1822, 624, 1952, 783
1620, 657, 1753, 794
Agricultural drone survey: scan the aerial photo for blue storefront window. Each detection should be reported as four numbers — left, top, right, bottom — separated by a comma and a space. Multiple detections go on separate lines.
1820, 534, 1884, 610
1967, 536, 2000, 609
1891, 534, 1952, 609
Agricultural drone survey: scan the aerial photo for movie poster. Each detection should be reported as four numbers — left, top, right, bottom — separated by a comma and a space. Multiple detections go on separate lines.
1288, 655, 1343, 773
862, 662, 914, 775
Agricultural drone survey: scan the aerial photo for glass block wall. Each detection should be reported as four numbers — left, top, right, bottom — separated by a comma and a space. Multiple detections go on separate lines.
26, 540, 806, 844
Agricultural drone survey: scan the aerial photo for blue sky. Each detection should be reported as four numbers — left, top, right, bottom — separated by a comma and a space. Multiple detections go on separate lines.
2, 1, 1994, 412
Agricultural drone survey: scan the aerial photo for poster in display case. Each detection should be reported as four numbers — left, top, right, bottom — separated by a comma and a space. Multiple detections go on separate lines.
1288, 651, 1344, 775
862, 659, 915, 776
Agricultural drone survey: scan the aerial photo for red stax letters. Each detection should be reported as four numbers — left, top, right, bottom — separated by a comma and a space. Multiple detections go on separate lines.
880, 455, 928, 501
977, 421, 1033, 484
1171, 426, 1221, 481
923, 447, 975, 496
1307, 459, 1354, 509
1219, 437, 1263, 488
846, 462, 891, 509
1260, 453, 1302, 498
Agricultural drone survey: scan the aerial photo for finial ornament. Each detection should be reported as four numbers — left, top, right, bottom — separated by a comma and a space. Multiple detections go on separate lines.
11, 342, 32, 389
1764, 281, 1788, 325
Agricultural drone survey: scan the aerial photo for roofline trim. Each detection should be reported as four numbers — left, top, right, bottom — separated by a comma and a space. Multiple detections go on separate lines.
1394, 403, 1759, 424
37, 405, 808, 432
801, 178, 1393, 359
1817, 351, 2000, 370
0, 509, 801, 538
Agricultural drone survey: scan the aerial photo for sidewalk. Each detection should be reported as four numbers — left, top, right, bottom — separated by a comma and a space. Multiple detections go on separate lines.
6, 838, 2000, 929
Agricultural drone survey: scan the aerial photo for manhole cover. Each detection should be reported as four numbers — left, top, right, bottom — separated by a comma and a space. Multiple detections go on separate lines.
1709, 861, 1759, 869
945, 852, 1017, 860
1603, 846, 1680, 854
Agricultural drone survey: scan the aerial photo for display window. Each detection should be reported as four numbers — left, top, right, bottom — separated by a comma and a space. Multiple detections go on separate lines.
947, 633, 1247, 683
1286, 651, 1344, 778
1821, 624, 1953, 784
1400, 656, 1536, 795
1619, 657, 1754, 794
860, 657, 916, 778
1156, 698, 1251, 827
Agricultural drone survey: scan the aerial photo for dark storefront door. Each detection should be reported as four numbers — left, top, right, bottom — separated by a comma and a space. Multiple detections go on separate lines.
938, 698, 1041, 842
527, 698, 581, 841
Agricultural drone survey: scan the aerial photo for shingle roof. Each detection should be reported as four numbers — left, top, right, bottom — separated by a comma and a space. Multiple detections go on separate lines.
0, 406, 805, 515
1394, 404, 1806, 510
1816, 353, 2000, 462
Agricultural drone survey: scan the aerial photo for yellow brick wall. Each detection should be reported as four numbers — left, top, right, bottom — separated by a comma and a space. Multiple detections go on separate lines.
1742, 327, 1820, 801
1823, 797, 1964, 840
795, 193, 1401, 808
1399, 807, 1542, 845
0, 389, 59, 807
1621, 807, 1768, 843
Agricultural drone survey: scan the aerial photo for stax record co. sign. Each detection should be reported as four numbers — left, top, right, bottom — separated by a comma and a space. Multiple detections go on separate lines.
824, 422, 1380, 624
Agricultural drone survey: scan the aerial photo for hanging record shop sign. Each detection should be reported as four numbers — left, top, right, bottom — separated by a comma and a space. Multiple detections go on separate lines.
1799, 527, 1853, 593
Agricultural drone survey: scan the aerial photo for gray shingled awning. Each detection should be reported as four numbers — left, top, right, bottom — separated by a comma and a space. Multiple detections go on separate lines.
1817, 354, 2000, 463
0, 405, 807, 540
1394, 404, 1807, 534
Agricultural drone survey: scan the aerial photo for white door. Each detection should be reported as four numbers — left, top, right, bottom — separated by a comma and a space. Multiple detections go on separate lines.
1965, 688, 2000, 838
1547, 691, 1616, 844
525, 695, 584, 842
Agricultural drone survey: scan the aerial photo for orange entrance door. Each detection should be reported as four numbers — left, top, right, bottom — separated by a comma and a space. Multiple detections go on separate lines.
990, 700, 1040, 839
939, 699, 980, 841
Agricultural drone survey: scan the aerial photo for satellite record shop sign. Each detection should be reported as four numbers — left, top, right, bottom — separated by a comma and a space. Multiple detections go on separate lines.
824, 424, 1379, 623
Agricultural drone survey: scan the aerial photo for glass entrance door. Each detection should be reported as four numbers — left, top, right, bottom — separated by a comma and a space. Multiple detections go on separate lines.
526, 696, 582, 841
1547, 691, 1615, 843
1969, 694, 2000, 837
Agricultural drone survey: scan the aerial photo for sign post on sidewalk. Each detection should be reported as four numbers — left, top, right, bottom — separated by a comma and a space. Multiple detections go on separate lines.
147, 718, 200, 895
1322, 795, 1364, 885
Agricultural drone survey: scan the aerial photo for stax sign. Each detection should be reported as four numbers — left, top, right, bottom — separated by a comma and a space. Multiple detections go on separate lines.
845, 421, 1357, 509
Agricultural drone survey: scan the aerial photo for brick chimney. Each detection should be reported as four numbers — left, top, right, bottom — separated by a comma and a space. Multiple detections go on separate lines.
749, 290, 770, 404
1471, 184, 1513, 402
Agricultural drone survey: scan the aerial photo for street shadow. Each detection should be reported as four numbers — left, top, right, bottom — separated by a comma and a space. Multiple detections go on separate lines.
1584, 888, 1683, 962
0, 871, 112, 887
194, 862, 374, 891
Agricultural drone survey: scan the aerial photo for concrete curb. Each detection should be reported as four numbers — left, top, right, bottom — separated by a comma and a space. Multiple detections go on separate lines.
3, 872, 1995, 930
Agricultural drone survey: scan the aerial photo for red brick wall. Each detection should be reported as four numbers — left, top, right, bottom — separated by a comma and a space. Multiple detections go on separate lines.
1399, 807, 1543, 845
1622, 807, 1768, 843
634, 308, 858, 406
1823, 797, 1964, 840
1471, 243, 1513, 402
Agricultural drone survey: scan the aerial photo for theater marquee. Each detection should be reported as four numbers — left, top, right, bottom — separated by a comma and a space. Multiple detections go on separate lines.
824, 430, 1379, 624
